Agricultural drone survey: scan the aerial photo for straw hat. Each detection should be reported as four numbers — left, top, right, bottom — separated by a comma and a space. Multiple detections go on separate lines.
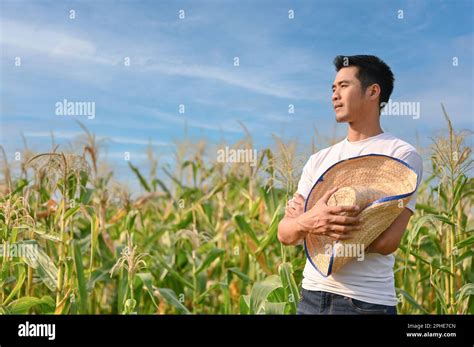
303, 154, 418, 277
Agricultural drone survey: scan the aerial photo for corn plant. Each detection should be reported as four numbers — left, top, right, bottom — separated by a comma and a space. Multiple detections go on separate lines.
0, 105, 471, 314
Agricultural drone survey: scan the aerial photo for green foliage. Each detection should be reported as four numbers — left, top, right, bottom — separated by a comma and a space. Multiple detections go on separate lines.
0, 109, 472, 314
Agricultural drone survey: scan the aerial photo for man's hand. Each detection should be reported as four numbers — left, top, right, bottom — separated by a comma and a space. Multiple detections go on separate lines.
278, 187, 362, 245
295, 187, 362, 241
285, 193, 305, 218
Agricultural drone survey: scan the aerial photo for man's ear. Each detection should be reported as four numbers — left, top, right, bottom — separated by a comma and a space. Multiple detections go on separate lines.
368, 83, 381, 101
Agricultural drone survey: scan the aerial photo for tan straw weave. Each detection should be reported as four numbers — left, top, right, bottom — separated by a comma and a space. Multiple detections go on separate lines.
304, 154, 418, 277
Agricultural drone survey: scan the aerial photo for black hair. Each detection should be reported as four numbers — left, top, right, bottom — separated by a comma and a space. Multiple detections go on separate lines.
333, 55, 394, 110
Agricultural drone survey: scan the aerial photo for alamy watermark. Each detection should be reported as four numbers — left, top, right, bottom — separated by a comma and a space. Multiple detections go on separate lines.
380, 99, 421, 120
0, 241, 39, 260
324, 242, 365, 261
55, 99, 95, 119
217, 146, 257, 167
18, 321, 55, 340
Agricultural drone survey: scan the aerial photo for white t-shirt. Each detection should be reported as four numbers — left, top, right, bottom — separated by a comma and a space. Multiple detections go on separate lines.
296, 131, 423, 306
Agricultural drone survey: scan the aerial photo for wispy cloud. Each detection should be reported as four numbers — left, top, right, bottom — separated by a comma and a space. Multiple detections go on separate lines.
1, 18, 317, 100
1, 0, 472, 182
108, 136, 170, 146
1, 20, 111, 64
23, 130, 82, 139
23, 130, 171, 147
134, 105, 249, 134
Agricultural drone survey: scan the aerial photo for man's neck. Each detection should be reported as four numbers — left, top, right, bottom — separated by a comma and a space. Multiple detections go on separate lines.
346, 121, 384, 142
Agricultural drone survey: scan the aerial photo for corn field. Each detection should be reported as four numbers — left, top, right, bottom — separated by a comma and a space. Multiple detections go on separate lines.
0, 109, 472, 314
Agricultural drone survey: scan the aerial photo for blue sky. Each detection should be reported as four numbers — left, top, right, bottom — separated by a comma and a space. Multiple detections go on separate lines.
1, 0, 473, 187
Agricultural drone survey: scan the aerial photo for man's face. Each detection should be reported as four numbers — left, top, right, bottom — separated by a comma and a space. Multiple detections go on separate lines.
331, 66, 369, 123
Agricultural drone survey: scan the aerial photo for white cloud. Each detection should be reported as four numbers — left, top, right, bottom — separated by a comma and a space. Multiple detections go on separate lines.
23, 130, 81, 139
142, 62, 316, 100
1, 20, 112, 65
1, 19, 318, 100
134, 104, 248, 134
108, 136, 170, 146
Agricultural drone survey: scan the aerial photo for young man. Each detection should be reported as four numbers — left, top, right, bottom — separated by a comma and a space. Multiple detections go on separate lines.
278, 55, 423, 315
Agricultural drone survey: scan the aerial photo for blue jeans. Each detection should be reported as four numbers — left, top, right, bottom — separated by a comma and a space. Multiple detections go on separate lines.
297, 288, 397, 315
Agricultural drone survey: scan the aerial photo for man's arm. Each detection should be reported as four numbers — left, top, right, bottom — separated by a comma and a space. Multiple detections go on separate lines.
366, 208, 413, 255
277, 194, 307, 245
277, 189, 361, 246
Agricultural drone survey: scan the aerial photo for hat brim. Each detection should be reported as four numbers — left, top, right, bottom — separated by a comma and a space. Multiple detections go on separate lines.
303, 154, 419, 277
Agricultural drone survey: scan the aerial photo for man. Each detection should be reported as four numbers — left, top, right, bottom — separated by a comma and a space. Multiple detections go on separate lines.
277, 55, 423, 315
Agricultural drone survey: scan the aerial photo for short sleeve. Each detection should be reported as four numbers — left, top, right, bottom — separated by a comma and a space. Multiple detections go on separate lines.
398, 150, 423, 213
296, 155, 316, 200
